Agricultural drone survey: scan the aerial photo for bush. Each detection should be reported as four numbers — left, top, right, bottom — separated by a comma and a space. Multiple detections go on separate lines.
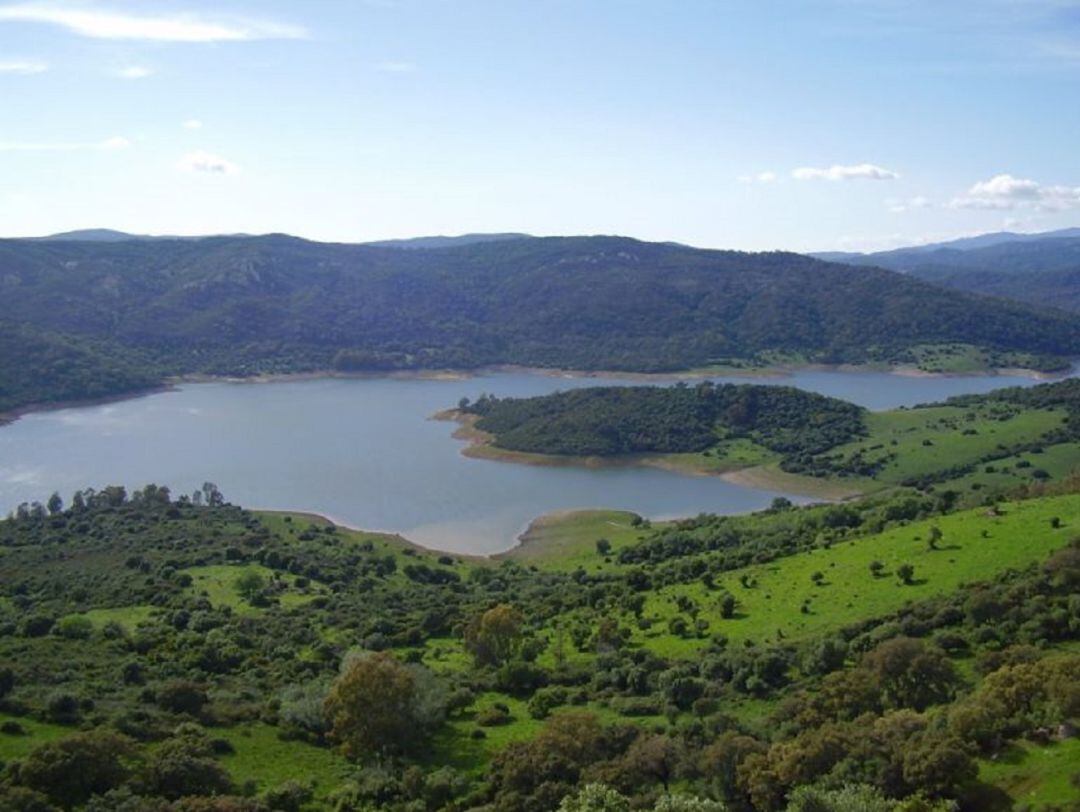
54, 615, 94, 640
157, 681, 208, 716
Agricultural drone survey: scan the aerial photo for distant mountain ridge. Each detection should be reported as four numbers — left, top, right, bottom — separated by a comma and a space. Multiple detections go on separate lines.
363, 233, 531, 249
815, 228, 1080, 312
36, 229, 253, 243
2, 232, 1079, 413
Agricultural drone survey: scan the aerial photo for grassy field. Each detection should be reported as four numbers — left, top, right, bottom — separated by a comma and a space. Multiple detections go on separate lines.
0, 713, 72, 762
626, 494, 1079, 655
978, 737, 1080, 809
501, 510, 651, 572
217, 722, 352, 800
828, 404, 1066, 484
181, 563, 327, 614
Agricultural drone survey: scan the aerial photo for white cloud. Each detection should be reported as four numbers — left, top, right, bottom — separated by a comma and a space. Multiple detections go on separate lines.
178, 150, 239, 175
182, 119, 203, 130
375, 60, 417, 73
114, 64, 152, 79
0, 58, 47, 73
737, 170, 778, 184
949, 173, 1080, 211
99, 136, 130, 150
0, 135, 130, 151
0, 4, 307, 42
792, 163, 900, 181
887, 195, 932, 213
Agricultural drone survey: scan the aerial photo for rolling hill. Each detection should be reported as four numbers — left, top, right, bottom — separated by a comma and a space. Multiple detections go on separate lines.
818, 229, 1080, 312
2, 233, 1079, 413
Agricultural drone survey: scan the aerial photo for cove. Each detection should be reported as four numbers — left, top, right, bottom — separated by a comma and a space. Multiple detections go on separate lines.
0, 368, 1071, 555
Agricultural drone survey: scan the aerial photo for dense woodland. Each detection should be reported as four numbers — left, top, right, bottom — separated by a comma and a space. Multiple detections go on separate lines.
2, 234, 1079, 414
460, 383, 865, 458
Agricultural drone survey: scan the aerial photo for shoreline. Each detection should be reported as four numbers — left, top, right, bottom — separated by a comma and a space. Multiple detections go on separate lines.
2, 359, 1072, 427
433, 408, 867, 500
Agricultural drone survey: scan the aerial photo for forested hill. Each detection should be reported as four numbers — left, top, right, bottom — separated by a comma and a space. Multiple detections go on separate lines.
819, 234, 1080, 313
459, 382, 866, 460
2, 233, 1080, 413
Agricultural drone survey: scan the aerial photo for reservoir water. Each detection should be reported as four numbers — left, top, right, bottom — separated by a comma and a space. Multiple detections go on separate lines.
0, 368, 1070, 554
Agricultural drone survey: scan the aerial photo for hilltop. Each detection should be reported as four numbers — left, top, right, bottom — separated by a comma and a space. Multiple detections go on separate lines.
818, 229, 1080, 313
2, 233, 1078, 414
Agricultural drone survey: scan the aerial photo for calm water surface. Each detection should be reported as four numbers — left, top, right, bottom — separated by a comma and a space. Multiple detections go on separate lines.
0, 369, 1070, 554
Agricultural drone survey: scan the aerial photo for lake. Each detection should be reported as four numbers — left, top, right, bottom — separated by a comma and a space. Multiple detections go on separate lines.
0, 368, 1070, 555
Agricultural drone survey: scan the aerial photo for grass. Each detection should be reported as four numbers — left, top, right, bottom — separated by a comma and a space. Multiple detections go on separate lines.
216, 722, 352, 800
829, 404, 1066, 485
181, 564, 326, 615
501, 510, 652, 572
979, 737, 1080, 809
623, 494, 1079, 656
78, 604, 157, 630
0, 712, 71, 761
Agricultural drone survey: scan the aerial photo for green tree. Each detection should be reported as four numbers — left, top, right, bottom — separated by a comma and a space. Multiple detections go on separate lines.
233, 570, 266, 603
15, 731, 135, 808
558, 783, 631, 812
324, 651, 444, 759
464, 604, 524, 667
862, 638, 958, 711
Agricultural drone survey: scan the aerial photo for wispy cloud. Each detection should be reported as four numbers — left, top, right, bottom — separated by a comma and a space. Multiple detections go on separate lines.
182, 119, 203, 130
887, 195, 932, 213
737, 171, 778, 184
949, 173, 1080, 211
178, 150, 239, 175
374, 60, 417, 73
0, 135, 129, 151
793, 163, 900, 181
0, 58, 47, 73
0, 4, 307, 42
114, 64, 152, 79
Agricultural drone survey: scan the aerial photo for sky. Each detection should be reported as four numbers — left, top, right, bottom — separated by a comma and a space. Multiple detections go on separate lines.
0, 0, 1078, 252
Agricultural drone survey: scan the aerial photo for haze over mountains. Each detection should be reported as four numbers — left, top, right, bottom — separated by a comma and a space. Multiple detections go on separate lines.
816, 228, 1080, 313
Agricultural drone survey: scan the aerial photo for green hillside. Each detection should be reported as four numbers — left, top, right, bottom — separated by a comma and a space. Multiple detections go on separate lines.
2, 234, 1079, 414
1, 479, 1077, 810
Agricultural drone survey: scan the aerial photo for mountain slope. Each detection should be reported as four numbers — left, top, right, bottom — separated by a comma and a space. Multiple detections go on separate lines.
817, 230, 1080, 311
1, 234, 1078, 412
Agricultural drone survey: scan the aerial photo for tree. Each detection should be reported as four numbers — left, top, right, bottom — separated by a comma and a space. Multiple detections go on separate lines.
324, 651, 444, 759
869, 560, 884, 578
785, 783, 894, 812
558, 783, 631, 812
927, 526, 942, 551
897, 563, 915, 585
46, 492, 62, 515
0, 665, 14, 699
719, 592, 737, 619
595, 538, 612, 556
901, 732, 977, 798
234, 570, 266, 603
142, 726, 233, 800
624, 734, 682, 792
862, 638, 959, 711
15, 731, 135, 808
157, 680, 208, 716
464, 604, 524, 667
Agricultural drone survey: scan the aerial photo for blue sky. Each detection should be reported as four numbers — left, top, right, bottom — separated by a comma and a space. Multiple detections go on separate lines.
1, 0, 1078, 251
